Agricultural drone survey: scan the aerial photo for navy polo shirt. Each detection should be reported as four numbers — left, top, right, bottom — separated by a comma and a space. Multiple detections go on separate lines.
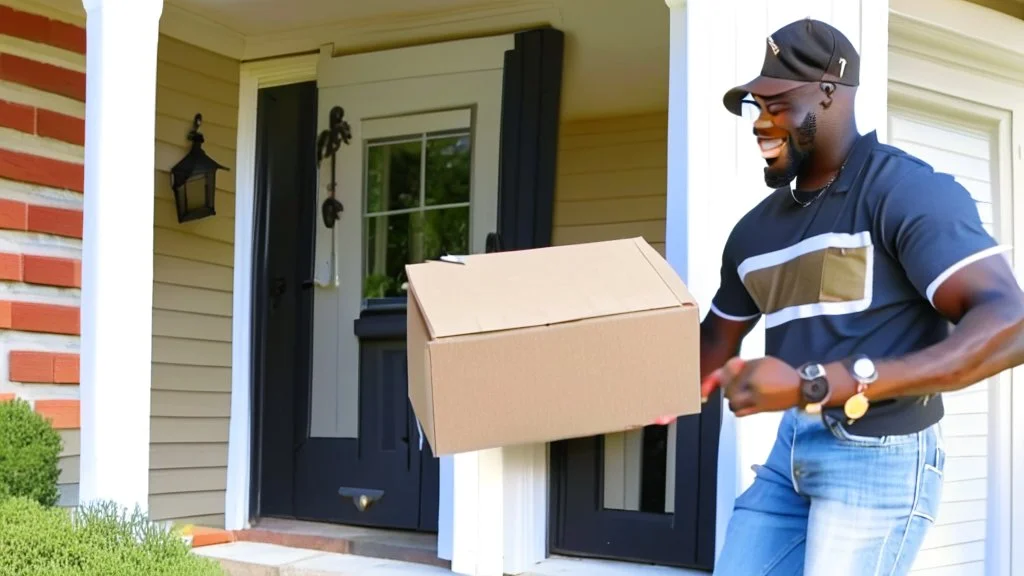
711, 131, 1009, 436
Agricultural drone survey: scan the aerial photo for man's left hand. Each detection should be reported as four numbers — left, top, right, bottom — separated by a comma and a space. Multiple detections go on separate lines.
701, 356, 804, 417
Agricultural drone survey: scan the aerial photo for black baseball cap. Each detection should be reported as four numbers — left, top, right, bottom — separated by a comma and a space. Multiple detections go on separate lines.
723, 18, 860, 116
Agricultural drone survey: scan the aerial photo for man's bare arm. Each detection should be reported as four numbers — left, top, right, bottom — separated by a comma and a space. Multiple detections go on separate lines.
700, 313, 758, 394
823, 254, 1024, 405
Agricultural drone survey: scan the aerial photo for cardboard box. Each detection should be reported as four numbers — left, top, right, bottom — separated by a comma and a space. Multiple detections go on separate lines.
405, 237, 701, 456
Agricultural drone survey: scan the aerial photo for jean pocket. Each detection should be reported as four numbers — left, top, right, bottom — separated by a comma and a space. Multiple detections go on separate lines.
915, 453, 945, 523
824, 415, 918, 447
925, 429, 946, 478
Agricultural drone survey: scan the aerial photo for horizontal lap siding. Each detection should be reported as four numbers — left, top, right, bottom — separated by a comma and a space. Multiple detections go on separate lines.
0, 2, 86, 507
553, 112, 667, 254
150, 35, 238, 528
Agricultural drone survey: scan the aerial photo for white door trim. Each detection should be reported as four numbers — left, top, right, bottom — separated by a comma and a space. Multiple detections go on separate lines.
225, 52, 318, 531
887, 84, 1014, 575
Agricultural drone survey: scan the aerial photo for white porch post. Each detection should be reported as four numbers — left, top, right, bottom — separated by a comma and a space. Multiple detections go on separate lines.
664, 0, 746, 563
79, 0, 164, 513
449, 444, 548, 575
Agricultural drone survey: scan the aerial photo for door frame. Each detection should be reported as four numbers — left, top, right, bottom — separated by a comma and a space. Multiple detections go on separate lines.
226, 32, 532, 533
227, 53, 319, 531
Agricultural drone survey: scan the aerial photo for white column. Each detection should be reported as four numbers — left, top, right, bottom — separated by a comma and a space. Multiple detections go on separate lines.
449, 444, 547, 575
79, 0, 163, 513
665, 0, 747, 563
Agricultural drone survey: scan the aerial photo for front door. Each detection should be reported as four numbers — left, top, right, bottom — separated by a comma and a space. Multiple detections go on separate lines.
292, 44, 507, 530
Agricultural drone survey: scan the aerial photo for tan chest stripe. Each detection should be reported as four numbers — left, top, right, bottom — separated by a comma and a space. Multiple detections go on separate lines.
742, 246, 869, 315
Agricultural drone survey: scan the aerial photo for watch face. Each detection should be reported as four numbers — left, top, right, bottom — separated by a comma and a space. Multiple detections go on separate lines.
853, 358, 876, 380
801, 377, 828, 403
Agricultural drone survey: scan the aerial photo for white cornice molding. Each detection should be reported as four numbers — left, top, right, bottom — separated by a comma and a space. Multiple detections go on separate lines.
664, 0, 686, 9
888, 8, 1024, 83
238, 2, 560, 61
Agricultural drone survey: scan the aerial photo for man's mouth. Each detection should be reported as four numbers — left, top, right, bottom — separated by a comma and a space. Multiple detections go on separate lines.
759, 138, 785, 159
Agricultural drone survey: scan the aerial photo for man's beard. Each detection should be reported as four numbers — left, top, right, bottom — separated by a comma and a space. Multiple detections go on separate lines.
764, 113, 817, 189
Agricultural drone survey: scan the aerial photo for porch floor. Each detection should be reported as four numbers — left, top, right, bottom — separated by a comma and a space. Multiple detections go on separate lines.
195, 541, 700, 576
235, 518, 444, 568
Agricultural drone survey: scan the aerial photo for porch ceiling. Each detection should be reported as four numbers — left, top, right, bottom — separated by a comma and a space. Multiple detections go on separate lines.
165, 0, 670, 119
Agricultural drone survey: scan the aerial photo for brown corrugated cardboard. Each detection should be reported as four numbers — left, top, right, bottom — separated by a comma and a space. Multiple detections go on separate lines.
406, 237, 701, 456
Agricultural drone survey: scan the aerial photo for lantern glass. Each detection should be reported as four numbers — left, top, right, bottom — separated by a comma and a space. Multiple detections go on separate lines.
169, 113, 228, 223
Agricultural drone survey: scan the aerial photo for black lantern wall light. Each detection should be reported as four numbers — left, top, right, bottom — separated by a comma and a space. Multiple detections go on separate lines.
170, 113, 229, 223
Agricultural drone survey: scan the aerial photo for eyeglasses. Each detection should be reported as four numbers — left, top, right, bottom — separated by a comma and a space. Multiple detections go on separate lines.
739, 99, 762, 123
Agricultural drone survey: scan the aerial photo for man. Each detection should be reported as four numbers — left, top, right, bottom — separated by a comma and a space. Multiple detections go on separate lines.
694, 18, 1024, 575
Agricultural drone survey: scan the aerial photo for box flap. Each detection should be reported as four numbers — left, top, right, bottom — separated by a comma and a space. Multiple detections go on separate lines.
405, 237, 688, 338
632, 238, 698, 308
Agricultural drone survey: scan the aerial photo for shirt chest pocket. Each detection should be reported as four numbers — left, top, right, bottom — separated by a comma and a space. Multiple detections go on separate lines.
820, 246, 870, 303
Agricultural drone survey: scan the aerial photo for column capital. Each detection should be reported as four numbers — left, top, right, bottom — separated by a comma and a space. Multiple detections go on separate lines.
665, 0, 686, 9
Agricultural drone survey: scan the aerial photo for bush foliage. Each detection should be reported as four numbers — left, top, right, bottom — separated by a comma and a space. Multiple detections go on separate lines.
0, 497, 224, 575
0, 398, 62, 506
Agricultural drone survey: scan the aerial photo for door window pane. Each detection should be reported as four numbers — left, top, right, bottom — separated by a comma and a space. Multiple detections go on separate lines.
425, 135, 471, 206
363, 131, 472, 300
366, 140, 421, 213
602, 422, 676, 514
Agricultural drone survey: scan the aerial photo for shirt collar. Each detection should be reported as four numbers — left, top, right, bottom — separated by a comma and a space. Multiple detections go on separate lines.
832, 130, 878, 194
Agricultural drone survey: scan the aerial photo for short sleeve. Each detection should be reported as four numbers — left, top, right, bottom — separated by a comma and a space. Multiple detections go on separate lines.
878, 169, 1008, 306
710, 229, 761, 322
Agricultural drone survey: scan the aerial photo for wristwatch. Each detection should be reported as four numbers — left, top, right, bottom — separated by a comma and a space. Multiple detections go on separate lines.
843, 355, 878, 423
798, 362, 831, 414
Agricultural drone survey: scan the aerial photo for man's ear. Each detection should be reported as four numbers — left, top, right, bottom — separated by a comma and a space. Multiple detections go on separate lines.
819, 82, 836, 109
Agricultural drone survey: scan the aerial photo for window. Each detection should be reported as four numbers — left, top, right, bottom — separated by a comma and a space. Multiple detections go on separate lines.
362, 130, 472, 300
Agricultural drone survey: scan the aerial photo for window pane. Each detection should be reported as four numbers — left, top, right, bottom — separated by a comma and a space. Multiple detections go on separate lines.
425, 135, 471, 206
366, 140, 422, 214
363, 206, 471, 299
602, 422, 676, 514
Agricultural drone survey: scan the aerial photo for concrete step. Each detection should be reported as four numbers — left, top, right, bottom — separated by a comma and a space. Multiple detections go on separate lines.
194, 542, 454, 576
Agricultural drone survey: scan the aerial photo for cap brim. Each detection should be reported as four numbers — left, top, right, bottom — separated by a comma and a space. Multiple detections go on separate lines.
723, 76, 811, 116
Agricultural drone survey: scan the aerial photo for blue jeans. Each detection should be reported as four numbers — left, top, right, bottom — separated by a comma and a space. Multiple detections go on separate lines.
714, 409, 945, 576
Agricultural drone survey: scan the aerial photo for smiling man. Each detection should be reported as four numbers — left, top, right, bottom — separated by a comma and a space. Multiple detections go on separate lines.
691, 18, 1024, 575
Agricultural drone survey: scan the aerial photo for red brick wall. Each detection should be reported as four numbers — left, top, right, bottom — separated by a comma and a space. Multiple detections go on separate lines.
0, 4, 85, 454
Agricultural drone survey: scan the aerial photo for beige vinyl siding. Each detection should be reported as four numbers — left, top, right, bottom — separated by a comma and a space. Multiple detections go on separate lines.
57, 430, 80, 507
150, 35, 239, 528
553, 112, 667, 254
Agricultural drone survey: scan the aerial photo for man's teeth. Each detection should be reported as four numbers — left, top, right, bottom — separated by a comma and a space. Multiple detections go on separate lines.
760, 139, 784, 159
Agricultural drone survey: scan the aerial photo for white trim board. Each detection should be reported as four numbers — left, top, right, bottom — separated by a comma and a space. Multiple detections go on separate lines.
224, 52, 318, 531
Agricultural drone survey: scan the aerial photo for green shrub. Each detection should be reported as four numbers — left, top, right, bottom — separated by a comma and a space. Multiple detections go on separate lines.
0, 497, 225, 575
0, 398, 62, 506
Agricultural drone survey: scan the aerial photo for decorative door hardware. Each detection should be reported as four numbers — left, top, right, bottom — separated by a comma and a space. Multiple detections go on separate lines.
309, 105, 352, 289
316, 106, 351, 229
